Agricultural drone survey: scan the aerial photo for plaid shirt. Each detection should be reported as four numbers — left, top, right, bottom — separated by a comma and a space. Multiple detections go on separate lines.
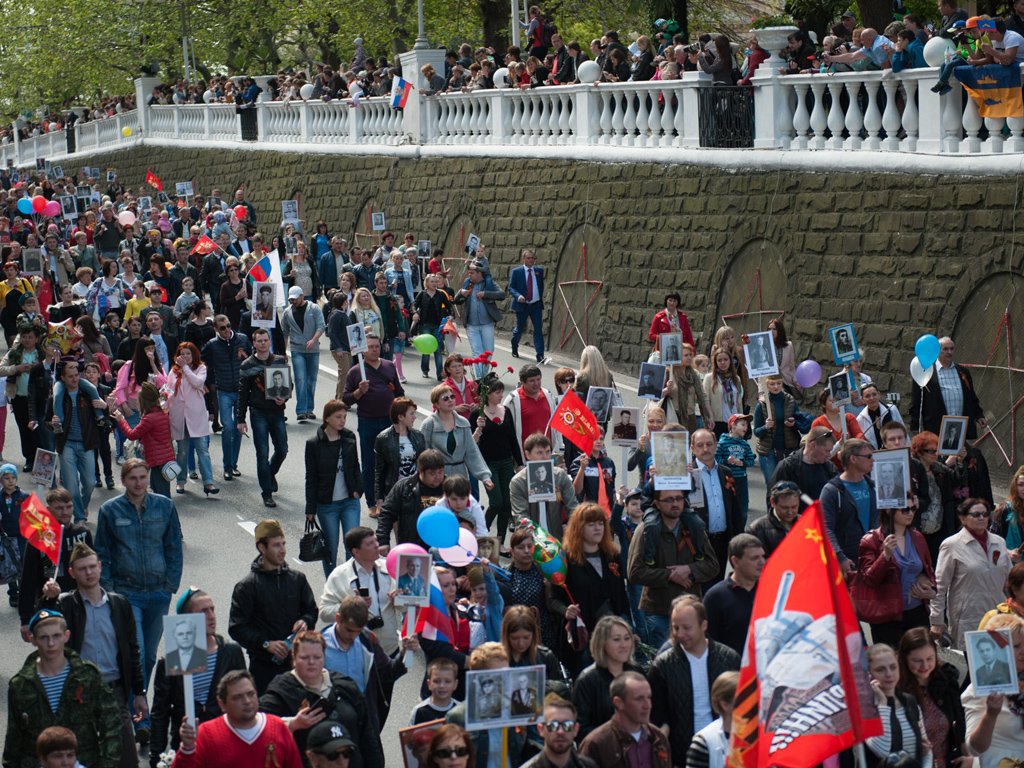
936, 362, 964, 417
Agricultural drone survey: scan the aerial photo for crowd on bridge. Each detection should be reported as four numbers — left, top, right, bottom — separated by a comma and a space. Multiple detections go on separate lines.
3, 54, 1024, 768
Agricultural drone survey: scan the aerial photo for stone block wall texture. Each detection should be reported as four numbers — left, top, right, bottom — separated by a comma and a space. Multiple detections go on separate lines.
87, 146, 1024, 476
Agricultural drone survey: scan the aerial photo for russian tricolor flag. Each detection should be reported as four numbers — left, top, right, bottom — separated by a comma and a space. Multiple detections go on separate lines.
391, 78, 412, 109
246, 250, 286, 308
402, 569, 455, 643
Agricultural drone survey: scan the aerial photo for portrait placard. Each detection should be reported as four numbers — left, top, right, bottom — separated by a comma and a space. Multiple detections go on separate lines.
829, 324, 860, 365
744, 331, 779, 378
828, 370, 854, 407
651, 431, 691, 491
937, 415, 968, 457
659, 332, 683, 366
395, 553, 431, 607
585, 386, 613, 423
264, 365, 291, 400
162, 612, 208, 676
964, 629, 1018, 695
30, 449, 58, 488
464, 665, 545, 731
526, 459, 556, 503
610, 406, 639, 447
871, 448, 911, 510
637, 362, 666, 400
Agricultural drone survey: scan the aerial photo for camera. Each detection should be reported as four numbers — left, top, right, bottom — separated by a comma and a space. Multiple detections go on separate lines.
682, 43, 701, 55
367, 615, 384, 631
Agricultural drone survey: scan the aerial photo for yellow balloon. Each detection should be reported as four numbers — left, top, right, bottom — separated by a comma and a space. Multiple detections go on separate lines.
121, 126, 132, 137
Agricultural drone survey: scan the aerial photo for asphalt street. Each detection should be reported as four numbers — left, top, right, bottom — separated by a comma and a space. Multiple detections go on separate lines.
0, 334, 768, 762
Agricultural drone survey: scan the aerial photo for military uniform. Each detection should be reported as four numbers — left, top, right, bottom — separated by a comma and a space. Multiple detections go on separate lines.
4, 648, 123, 768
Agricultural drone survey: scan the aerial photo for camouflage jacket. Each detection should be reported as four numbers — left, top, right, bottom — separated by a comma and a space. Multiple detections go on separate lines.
3, 648, 122, 768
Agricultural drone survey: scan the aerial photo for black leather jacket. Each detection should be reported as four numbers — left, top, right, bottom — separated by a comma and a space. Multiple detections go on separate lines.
55, 588, 144, 695
304, 425, 363, 517
373, 425, 425, 503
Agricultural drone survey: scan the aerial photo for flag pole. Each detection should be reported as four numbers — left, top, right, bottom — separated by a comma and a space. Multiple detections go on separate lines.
54, 523, 64, 578
184, 673, 196, 728
404, 607, 417, 667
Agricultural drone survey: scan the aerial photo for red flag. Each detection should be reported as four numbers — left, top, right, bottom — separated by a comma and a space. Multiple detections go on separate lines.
190, 234, 217, 256
19, 493, 63, 566
145, 169, 163, 191
728, 502, 880, 767
549, 389, 600, 455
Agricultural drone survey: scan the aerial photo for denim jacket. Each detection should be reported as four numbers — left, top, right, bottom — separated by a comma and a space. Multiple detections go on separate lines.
94, 491, 183, 594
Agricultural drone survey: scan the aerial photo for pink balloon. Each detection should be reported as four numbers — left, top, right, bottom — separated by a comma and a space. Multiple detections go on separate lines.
42, 200, 61, 217
386, 542, 428, 579
438, 528, 479, 568
117, 211, 136, 228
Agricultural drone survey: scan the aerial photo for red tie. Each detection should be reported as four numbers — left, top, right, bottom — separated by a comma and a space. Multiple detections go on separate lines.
525, 268, 533, 302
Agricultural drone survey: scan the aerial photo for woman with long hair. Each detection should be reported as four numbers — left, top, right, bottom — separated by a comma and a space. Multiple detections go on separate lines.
664, 343, 713, 432
115, 314, 144, 362
857, 505, 935, 647
711, 325, 753, 411
500, 605, 566, 687
897, 628, 967, 768
74, 314, 113, 375
992, 467, 1024, 553
164, 341, 217, 496
576, 344, 614, 400
111, 381, 176, 497
282, 239, 321, 302
113, 337, 165, 429
811, 388, 864, 468
507, 527, 555, 649
864, 644, 934, 768
549, 502, 631, 675
572, 615, 641, 741
767, 317, 797, 392
371, 272, 406, 366
217, 258, 248, 330
703, 349, 743, 437
349, 286, 383, 339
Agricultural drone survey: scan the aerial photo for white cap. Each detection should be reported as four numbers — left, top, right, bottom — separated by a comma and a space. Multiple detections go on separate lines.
288, 285, 303, 300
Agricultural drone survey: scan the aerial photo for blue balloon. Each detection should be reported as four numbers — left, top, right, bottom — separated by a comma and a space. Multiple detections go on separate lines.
16, 197, 33, 215
416, 505, 460, 548
914, 334, 940, 369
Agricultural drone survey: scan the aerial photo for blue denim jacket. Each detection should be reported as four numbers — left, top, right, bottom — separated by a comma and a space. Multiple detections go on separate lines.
94, 492, 183, 594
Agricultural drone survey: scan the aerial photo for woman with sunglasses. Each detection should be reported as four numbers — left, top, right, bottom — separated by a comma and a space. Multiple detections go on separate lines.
421, 384, 493, 491
424, 724, 475, 768
930, 498, 1012, 650
856, 505, 936, 647
218, 257, 249, 330
910, 431, 957, 562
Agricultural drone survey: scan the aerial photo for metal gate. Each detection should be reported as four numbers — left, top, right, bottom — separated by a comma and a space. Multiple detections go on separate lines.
698, 86, 754, 149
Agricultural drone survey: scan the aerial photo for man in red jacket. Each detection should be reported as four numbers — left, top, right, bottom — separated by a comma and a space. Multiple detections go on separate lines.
173, 670, 301, 768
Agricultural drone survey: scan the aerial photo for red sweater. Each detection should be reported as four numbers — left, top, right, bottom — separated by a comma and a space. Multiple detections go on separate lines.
119, 409, 176, 467
172, 713, 302, 768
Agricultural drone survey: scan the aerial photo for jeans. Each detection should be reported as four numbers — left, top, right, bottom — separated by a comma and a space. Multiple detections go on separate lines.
250, 408, 288, 496
511, 302, 544, 359
646, 613, 670, 650
123, 588, 171, 729
357, 415, 391, 507
60, 440, 96, 522
466, 323, 496, 378
418, 325, 444, 380
292, 350, 320, 416
758, 452, 779, 486
217, 391, 240, 471
627, 584, 650, 645
936, 55, 967, 87
176, 434, 214, 485
317, 498, 362, 578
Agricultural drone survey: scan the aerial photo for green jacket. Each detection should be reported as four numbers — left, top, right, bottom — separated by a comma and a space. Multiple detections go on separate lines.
4, 649, 122, 768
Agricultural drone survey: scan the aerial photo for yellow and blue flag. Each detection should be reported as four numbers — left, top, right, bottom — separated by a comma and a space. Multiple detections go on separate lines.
954, 63, 1024, 118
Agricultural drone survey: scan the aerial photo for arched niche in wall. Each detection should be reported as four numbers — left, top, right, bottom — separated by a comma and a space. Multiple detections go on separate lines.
350, 198, 383, 253
951, 271, 1024, 476
439, 214, 476, 286
548, 223, 605, 360
714, 238, 789, 343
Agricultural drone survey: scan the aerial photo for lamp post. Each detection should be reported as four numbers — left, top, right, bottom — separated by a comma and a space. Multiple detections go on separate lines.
413, 0, 428, 49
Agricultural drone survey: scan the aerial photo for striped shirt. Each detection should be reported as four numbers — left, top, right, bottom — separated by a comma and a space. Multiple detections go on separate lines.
37, 663, 70, 713
192, 648, 217, 705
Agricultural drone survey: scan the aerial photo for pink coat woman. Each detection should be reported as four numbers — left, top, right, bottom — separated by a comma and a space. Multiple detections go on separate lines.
164, 363, 211, 440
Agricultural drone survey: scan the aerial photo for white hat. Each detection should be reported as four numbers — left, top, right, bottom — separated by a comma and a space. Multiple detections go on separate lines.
288, 285, 303, 300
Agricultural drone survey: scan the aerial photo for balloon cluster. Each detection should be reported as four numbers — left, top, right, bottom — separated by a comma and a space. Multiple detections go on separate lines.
414, 505, 481, 568
515, 517, 572, 593
910, 334, 939, 387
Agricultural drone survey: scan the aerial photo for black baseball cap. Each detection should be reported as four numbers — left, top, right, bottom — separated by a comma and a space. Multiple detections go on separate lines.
306, 721, 355, 754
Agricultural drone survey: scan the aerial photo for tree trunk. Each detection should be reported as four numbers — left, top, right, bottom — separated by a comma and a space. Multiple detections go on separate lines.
480, 0, 512, 55
857, 0, 893, 33
673, 0, 689, 42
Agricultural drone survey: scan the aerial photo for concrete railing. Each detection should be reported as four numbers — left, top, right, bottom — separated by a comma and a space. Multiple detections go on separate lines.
8, 65, 1024, 169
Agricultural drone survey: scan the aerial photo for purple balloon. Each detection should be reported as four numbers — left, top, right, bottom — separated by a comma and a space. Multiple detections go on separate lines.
795, 359, 822, 388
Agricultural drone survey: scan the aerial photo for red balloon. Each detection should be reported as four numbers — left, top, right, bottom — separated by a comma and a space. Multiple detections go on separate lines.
31, 195, 46, 213
233, 205, 247, 221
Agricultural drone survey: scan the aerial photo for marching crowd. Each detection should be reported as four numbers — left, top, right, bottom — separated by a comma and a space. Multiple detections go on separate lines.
0, 163, 1023, 768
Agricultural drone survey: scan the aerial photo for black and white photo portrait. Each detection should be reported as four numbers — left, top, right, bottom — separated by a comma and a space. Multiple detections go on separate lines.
585, 386, 613, 423
638, 362, 667, 400
265, 365, 291, 400
871, 448, 911, 510
829, 323, 860, 365
965, 629, 1017, 695
610, 406, 639, 447
651, 430, 690, 490
162, 613, 208, 676
938, 416, 968, 457
744, 331, 779, 378
659, 332, 683, 366
527, 459, 556, 503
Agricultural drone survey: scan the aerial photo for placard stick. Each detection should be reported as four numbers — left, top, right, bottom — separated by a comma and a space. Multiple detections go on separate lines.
404, 607, 417, 667
359, 352, 366, 380
183, 674, 196, 728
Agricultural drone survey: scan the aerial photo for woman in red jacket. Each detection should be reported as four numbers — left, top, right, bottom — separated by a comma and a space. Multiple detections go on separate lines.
857, 506, 936, 648
112, 381, 177, 498
647, 291, 694, 355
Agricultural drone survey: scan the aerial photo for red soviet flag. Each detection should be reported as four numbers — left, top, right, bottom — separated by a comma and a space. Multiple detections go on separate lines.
728, 502, 881, 767
549, 389, 600, 456
19, 493, 63, 566
190, 234, 218, 256
145, 169, 163, 191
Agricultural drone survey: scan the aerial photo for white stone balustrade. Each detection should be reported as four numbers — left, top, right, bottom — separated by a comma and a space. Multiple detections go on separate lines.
8, 66, 1024, 169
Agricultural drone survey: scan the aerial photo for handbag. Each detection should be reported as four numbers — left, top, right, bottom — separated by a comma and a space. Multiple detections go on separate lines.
298, 518, 329, 562
161, 461, 182, 482
850, 562, 904, 624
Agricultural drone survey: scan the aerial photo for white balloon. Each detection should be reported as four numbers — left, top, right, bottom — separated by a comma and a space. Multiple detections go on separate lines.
492, 67, 510, 89
577, 60, 602, 84
299, 83, 315, 100
923, 36, 955, 68
202, 89, 215, 104
909, 356, 934, 387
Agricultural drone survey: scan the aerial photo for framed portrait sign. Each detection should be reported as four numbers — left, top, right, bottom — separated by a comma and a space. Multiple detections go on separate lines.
30, 449, 58, 488
21, 248, 43, 277
346, 323, 368, 355
251, 281, 277, 329
585, 386, 613, 423
371, 212, 387, 231
744, 331, 779, 378
162, 612, 209, 676
394, 553, 431, 607
264, 365, 291, 400
964, 629, 1018, 695
60, 195, 77, 221
465, 665, 545, 732
828, 323, 860, 366
937, 415, 968, 457
399, 719, 446, 768
281, 199, 300, 225
871, 448, 911, 510
828, 370, 854, 407
526, 459, 556, 503
637, 362, 666, 400
651, 430, 691, 491
610, 406, 639, 448
659, 332, 683, 366
175, 181, 194, 198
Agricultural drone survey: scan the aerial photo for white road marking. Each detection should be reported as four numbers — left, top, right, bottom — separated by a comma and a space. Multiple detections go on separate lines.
237, 520, 257, 536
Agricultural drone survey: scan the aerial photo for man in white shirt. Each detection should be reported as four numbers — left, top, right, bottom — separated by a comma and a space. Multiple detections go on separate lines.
980, 17, 1024, 63
318, 526, 402, 655
647, 595, 740, 763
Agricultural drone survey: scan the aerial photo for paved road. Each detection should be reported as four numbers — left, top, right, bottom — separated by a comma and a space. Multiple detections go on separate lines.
0, 334, 768, 762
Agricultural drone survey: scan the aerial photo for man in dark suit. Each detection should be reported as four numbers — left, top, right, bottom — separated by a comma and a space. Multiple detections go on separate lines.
909, 336, 987, 439
507, 248, 545, 362
166, 617, 209, 675
974, 635, 1011, 686
689, 429, 744, 586
612, 410, 637, 442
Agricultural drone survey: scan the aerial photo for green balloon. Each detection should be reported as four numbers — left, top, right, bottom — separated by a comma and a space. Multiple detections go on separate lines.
412, 333, 439, 354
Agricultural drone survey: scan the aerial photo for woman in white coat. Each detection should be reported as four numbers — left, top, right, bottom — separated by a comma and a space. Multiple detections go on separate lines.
163, 340, 218, 496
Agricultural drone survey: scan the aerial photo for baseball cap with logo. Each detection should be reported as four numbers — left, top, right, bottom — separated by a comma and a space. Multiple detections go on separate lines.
306, 721, 355, 754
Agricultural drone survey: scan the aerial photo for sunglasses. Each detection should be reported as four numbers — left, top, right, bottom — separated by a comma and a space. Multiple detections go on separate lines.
544, 719, 577, 732
321, 748, 354, 761
434, 747, 470, 759
964, 510, 991, 519
216, 324, 230, 331
439, 394, 456, 401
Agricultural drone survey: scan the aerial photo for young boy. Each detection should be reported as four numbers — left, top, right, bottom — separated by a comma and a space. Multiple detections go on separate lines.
84, 362, 114, 489
568, 431, 615, 505
438, 475, 487, 535
173, 275, 199, 324
610, 486, 647, 643
410, 657, 461, 724
716, 414, 756, 526
50, 361, 107, 436
459, 564, 504, 650
0, 463, 28, 606
16, 295, 46, 337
